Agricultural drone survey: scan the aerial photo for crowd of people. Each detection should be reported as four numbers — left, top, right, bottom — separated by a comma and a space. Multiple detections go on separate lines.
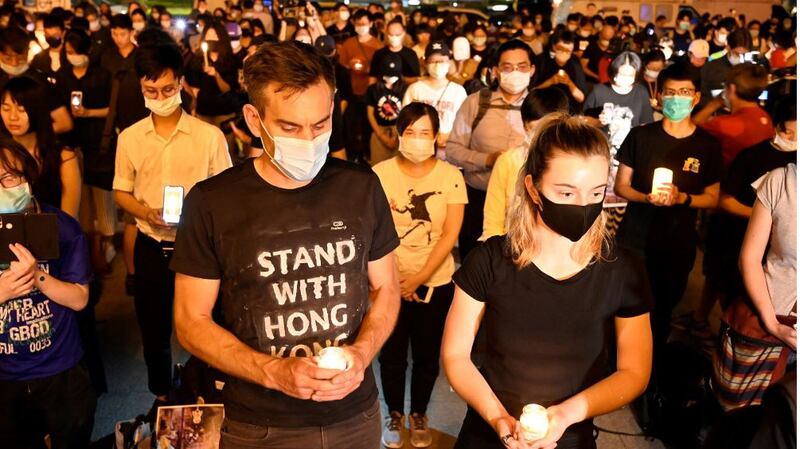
0, 0, 795, 448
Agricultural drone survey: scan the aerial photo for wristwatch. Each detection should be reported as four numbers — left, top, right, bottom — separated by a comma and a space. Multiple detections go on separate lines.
682, 193, 693, 207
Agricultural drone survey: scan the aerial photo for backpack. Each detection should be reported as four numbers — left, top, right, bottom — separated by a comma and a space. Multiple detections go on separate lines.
470, 88, 522, 132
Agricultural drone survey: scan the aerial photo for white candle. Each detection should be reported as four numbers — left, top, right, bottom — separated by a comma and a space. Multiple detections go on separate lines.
200, 41, 209, 67
651, 167, 673, 195
317, 347, 349, 371
519, 404, 549, 441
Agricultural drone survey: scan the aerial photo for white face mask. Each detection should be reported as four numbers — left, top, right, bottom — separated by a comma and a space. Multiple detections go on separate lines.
499, 70, 530, 95
133, 22, 146, 31
67, 54, 89, 68
355, 25, 371, 37
90, 20, 101, 32
428, 62, 449, 79
231, 39, 241, 50
399, 136, 435, 163
388, 34, 404, 48
716, 32, 728, 44
145, 92, 182, 116
296, 35, 312, 44
612, 74, 636, 94
339, 10, 350, 21
254, 3, 264, 12
774, 132, 797, 152
259, 114, 331, 182
728, 53, 743, 66
522, 28, 535, 37
383, 75, 399, 85
0, 61, 28, 76
473, 36, 486, 46
644, 69, 660, 80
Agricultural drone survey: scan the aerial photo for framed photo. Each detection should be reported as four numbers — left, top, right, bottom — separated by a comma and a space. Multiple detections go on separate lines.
155, 404, 225, 449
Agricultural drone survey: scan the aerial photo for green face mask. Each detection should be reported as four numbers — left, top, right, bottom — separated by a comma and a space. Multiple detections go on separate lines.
661, 96, 694, 122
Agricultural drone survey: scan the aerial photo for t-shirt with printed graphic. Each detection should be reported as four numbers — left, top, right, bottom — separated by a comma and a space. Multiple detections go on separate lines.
0, 204, 92, 381
170, 158, 399, 427
373, 158, 467, 286
402, 80, 468, 135
615, 122, 723, 255
366, 81, 407, 127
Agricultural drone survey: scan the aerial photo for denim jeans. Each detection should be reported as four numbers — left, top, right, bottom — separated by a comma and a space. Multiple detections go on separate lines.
219, 399, 381, 449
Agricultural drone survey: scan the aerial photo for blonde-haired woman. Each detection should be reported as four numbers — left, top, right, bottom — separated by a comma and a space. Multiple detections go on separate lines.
442, 114, 653, 449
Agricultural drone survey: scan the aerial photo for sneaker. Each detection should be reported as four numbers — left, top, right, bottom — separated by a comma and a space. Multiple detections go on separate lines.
382, 412, 404, 448
409, 413, 432, 448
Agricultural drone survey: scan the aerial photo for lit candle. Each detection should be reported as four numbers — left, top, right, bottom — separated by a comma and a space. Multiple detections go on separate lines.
317, 347, 349, 371
651, 167, 673, 195
200, 41, 209, 67
520, 404, 549, 441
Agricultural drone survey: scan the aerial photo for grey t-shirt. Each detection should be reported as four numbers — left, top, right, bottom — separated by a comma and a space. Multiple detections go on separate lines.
753, 163, 797, 316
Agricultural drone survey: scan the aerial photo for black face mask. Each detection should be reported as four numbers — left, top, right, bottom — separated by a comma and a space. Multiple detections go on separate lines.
537, 189, 604, 242
45, 36, 62, 48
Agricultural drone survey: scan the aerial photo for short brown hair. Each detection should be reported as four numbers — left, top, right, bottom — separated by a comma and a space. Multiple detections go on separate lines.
243, 41, 336, 113
725, 63, 768, 102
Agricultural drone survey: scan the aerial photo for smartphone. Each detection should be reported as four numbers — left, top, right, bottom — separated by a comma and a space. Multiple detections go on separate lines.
711, 89, 723, 98
758, 90, 768, 101
70, 91, 83, 109
744, 51, 759, 62
162, 185, 184, 225
0, 213, 59, 264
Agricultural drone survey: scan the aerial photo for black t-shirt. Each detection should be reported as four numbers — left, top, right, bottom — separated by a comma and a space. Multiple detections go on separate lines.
326, 22, 355, 44
56, 64, 114, 189
616, 122, 723, 254
333, 61, 353, 102
708, 40, 726, 56
100, 48, 148, 132
581, 40, 604, 82
453, 236, 652, 420
722, 140, 797, 206
170, 158, 399, 427
366, 81, 406, 127
671, 30, 693, 53
369, 47, 421, 78
185, 52, 240, 116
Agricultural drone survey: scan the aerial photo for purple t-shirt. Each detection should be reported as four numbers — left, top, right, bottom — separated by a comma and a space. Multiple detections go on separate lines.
0, 204, 92, 381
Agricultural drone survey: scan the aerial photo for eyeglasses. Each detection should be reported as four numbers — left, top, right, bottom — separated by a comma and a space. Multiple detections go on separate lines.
142, 84, 180, 100
662, 88, 696, 96
0, 173, 23, 188
498, 62, 531, 74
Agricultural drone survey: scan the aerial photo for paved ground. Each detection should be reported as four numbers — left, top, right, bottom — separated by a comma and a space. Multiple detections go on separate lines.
90, 247, 717, 448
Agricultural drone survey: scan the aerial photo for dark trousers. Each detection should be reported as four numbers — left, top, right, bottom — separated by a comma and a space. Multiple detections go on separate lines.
0, 363, 96, 449
454, 408, 596, 449
459, 185, 486, 261
379, 282, 454, 415
133, 233, 175, 396
219, 399, 381, 449
343, 96, 370, 163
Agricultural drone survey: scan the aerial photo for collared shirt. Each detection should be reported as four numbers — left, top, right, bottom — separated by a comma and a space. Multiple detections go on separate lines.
445, 89, 526, 190
113, 111, 232, 242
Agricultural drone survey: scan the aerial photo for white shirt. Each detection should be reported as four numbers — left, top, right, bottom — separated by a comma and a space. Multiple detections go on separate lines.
402, 80, 468, 135
113, 111, 232, 242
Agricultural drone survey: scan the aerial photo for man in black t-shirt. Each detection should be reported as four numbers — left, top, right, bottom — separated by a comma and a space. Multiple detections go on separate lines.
171, 42, 400, 449
613, 63, 722, 366
369, 20, 420, 85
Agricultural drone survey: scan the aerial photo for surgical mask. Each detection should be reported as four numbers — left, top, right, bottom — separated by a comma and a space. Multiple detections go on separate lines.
473, 36, 486, 46
383, 75, 399, 85
566, 24, 578, 32
0, 182, 32, 213
296, 35, 312, 44
612, 75, 636, 94
499, 70, 530, 95
67, 54, 89, 68
661, 96, 694, 122
258, 114, 331, 182
522, 28, 535, 37
355, 25, 371, 37
679, 21, 690, 31
750, 29, 759, 39
254, 3, 264, 12
133, 22, 146, 31
90, 20, 101, 32
231, 39, 241, 50
644, 69, 660, 80
428, 62, 449, 79
0, 61, 28, 76
773, 133, 796, 152
45, 36, 62, 48
537, 189, 603, 242
579, 30, 591, 38
388, 34, 404, 47
145, 92, 182, 116
599, 39, 610, 48
399, 136, 435, 163
728, 53, 743, 66
716, 32, 728, 44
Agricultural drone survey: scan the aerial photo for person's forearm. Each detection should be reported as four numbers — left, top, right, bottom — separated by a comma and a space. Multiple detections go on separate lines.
60, 160, 81, 219
176, 308, 275, 387
52, 107, 73, 134
87, 107, 109, 118
445, 138, 490, 171
214, 73, 231, 93
692, 99, 722, 124
35, 271, 88, 311
683, 191, 718, 209
719, 195, 752, 218
416, 231, 458, 282
740, 252, 777, 326
614, 184, 648, 203
366, 108, 382, 134
350, 274, 400, 364
114, 190, 151, 220
557, 367, 649, 426
444, 353, 510, 424
569, 83, 585, 103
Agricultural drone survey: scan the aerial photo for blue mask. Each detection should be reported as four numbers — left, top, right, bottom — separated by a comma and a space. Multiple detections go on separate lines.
661, 96, 694, 122
0, 183, 32, 213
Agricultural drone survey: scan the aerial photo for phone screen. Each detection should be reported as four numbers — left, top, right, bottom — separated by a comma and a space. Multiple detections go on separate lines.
162, 185, 184, 224
758, 90, 768, 101
711, 89, 723, 98
70, 91, 82, 108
